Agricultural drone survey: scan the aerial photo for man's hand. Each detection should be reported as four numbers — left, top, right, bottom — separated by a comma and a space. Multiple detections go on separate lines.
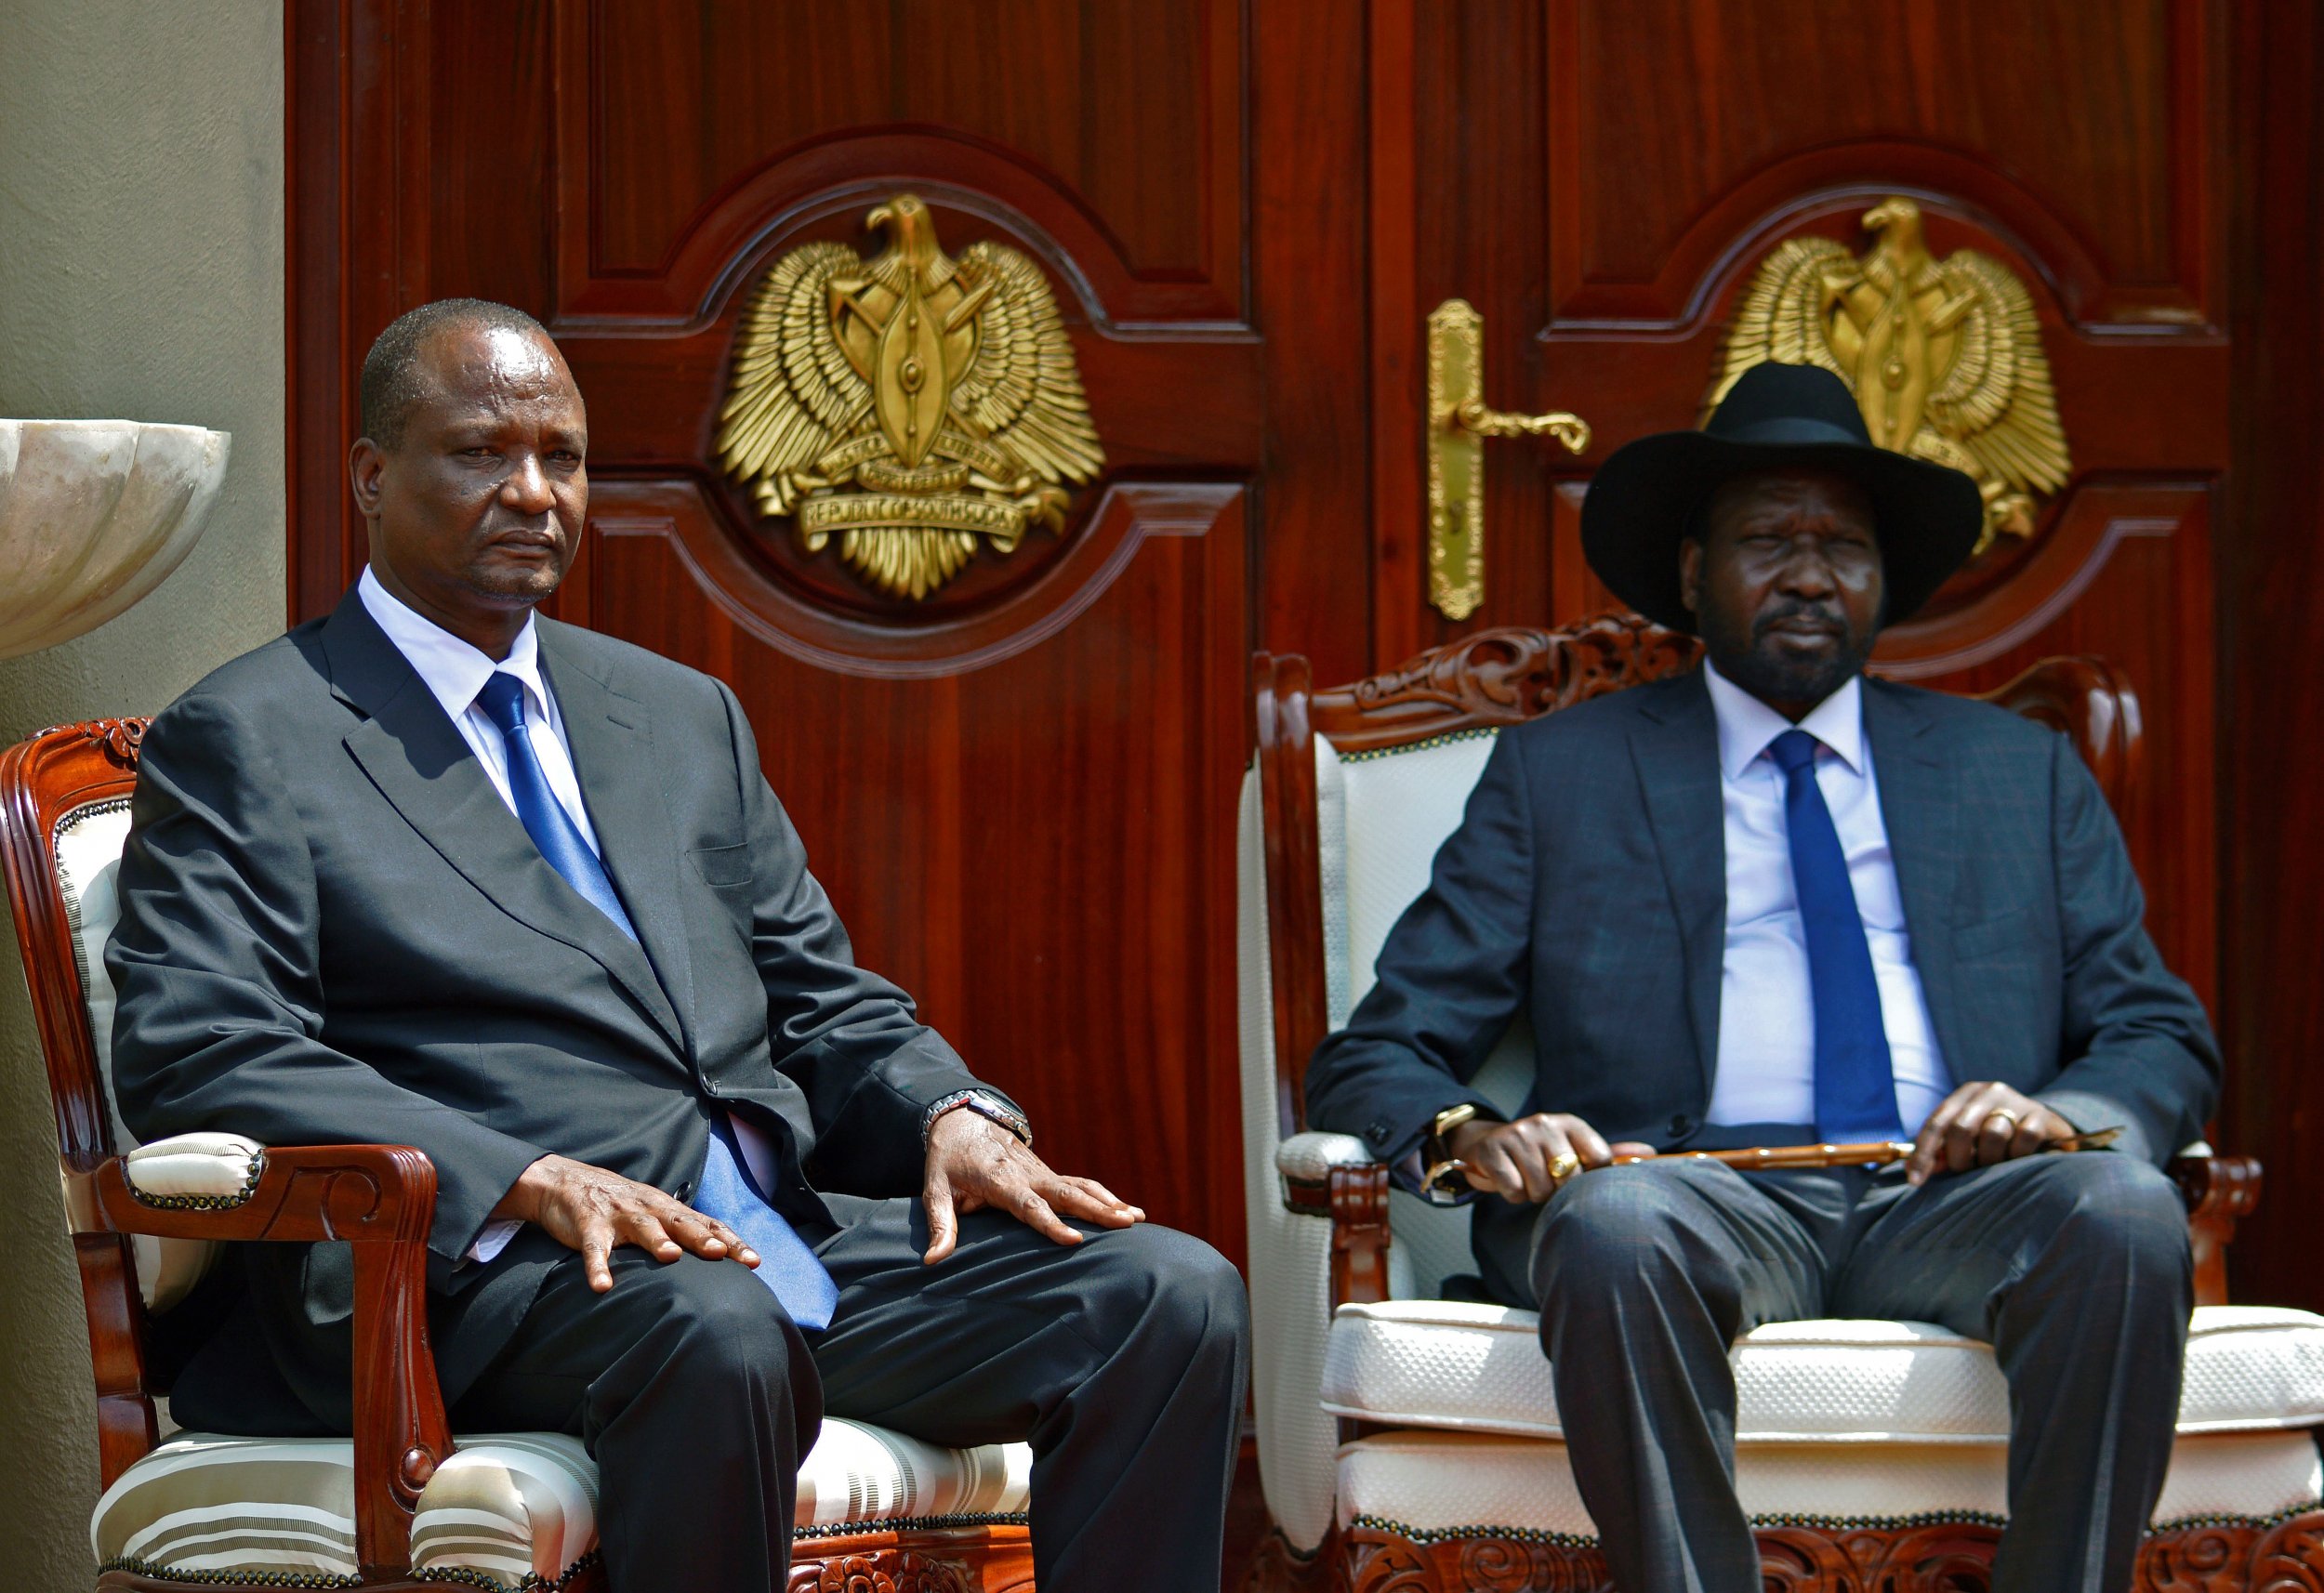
1446, 1113, 1657, 1204
494, 1153, 759, 1293
921, 1107, 1142, 1265
1905, 1082, 2076, 1186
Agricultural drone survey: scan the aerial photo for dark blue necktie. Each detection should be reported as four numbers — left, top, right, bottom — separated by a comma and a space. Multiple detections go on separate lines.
1769, 729, 1906, 1142
475, 672, 638, 943
473, 670, 836, 1327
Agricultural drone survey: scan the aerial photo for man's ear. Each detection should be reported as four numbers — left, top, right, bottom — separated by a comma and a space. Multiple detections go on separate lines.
348, 437, 386, 520
1678, 535, 1704, 617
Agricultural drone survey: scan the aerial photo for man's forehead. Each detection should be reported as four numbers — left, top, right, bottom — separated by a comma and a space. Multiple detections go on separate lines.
416, 323, 577, 410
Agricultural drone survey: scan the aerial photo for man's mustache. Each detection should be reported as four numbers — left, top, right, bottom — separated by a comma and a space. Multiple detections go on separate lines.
1752, 599, 1848, 641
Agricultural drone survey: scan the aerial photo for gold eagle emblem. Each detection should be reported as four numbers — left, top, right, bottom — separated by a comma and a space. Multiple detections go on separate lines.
717, 194, 1104, 599
1712, 197, 2071, 556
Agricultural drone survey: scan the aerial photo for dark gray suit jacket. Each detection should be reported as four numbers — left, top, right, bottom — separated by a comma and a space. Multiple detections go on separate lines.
107, 588, 1001, 1422
1305, 669, 2218, 1172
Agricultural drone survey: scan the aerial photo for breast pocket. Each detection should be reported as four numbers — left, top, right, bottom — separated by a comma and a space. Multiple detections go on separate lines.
687, 841, 754, 889
1952, 905, 2035, 963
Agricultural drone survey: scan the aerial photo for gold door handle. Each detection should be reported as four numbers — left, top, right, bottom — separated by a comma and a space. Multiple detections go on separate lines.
1426, 298, 1591, 620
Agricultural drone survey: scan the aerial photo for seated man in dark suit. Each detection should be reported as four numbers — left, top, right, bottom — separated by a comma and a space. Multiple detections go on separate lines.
106, 297, 1247, 1593
1305, 362, 2218, 1593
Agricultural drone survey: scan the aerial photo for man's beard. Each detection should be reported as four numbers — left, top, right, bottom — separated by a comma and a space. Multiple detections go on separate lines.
459, 530, 569, 606
463, 561, 563, 604
1700, 599, 1877, 708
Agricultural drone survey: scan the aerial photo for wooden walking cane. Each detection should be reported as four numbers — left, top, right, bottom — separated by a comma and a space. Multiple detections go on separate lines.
1424, 1125, 2124, 1203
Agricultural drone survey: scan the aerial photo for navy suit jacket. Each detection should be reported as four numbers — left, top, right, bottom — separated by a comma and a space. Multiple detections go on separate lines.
1304, 669, 2219, 1171
107, 588, 1004, 1424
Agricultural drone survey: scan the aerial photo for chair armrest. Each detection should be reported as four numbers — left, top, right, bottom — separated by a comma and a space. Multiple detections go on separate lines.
61, 1142, 453, 1579
2171, 1151, 2263, 1309
1276, 1130, 1374, 1205
1274, 1135, 1394, 1310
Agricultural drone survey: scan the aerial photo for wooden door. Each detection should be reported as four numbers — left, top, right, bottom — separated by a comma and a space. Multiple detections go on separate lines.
288, 1, 2322, 1310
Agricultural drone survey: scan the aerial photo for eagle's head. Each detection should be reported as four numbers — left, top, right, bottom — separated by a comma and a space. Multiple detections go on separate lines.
866, 193, 940, 270
1862, 197, 1926, 259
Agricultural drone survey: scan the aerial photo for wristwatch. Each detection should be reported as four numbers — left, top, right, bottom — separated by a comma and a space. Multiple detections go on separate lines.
1420, 1102, 1483, 1205
924, 1088, 1033, 1149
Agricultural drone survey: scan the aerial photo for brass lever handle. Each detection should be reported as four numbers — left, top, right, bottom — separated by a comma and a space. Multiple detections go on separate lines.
1449, 396, 1591, 451
1426, 298, 1591, 620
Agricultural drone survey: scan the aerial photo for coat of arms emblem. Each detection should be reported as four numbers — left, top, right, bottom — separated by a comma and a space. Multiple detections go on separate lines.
717, 194, 1105, 599
1714, 197, 2072, 557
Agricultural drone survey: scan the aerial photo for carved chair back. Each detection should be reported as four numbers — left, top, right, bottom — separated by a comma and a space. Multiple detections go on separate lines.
0, 718, 165, 1482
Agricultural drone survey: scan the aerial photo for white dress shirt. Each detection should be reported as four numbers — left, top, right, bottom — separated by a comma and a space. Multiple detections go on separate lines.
358, 568, 797, 1258
357, 566, 600, 853
1701, 658, 1952, 1135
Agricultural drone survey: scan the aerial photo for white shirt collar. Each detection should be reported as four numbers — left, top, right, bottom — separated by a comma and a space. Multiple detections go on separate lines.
1702, 655, 1866, 780
357, 565, 552, 726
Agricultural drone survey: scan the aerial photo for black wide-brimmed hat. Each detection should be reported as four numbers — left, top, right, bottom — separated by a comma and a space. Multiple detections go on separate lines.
1579, 362, 1985, 634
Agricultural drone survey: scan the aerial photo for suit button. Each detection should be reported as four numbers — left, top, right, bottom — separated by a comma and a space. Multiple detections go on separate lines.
1670, 1113, 1695, 1137
677, 1182, 693, 1199
1366, 1120, 1390, 1145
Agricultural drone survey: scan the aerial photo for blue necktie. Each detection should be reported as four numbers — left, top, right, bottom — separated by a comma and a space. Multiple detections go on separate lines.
1769, 729, 1906, 1142
473, 671, 838, 1327
695, 1117, 838, 1330
475, 673, 638, 943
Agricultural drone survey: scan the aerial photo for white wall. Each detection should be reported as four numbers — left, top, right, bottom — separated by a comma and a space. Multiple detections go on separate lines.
0, 1, 285, 1584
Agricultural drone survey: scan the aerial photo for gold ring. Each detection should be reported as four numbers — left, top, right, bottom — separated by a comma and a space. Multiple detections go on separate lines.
1986, 1108, 2022, 1133
1547, 1152, 1583, 1185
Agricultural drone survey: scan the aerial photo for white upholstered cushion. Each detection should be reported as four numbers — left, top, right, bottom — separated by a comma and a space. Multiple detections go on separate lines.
1333, 731, 1499, 1027
1237, 761, 1343, 1551
1337, 1428, 2324, 1537
53, 798, 221, 1313
1322, 1299, 2324, 1442
1277, 1130, 1373, 1183
124, 1132, 264, 1200
91, 1422, 1033, 1587
53, 798, 133, 1137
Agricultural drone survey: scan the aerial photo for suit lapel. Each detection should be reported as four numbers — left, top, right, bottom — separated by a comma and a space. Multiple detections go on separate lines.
1628, 673, 1726, 1095
1863, 680, 1967, 1076
536, 625, 698, 1054
320, 593, 687, 1053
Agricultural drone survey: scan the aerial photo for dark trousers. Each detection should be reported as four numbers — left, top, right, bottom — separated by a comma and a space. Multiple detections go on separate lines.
1472, 1152, 2193, 1593
451, 1204, 1249, 1593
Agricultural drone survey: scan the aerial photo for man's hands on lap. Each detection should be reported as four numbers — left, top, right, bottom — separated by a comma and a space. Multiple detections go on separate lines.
495, 1153, 759, 1293
1905, 1081, 2075, 1186
921, 1107, 1142, 1265
1447, 1113, 1657, 1203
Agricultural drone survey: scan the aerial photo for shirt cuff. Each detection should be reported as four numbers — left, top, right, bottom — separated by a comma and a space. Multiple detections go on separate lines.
465, 1218, 523, 1266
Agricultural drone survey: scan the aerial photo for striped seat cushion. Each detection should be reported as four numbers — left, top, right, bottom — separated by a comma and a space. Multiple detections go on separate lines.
92, 1422, 1033, 1588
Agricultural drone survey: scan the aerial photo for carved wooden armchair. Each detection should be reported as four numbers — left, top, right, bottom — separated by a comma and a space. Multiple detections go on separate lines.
1, 719, 1035, 1593
1235, 617, 2324, 1592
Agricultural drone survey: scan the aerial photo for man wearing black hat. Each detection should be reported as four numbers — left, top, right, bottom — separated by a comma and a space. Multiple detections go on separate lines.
1305, 362, 2219, 1592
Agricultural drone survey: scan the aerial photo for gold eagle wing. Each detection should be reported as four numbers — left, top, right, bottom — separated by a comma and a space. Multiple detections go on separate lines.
1923, 248, 2070, 497
1710, 235, 1854, 412
717, 242, 872, 517
949, 242, 1104, 485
